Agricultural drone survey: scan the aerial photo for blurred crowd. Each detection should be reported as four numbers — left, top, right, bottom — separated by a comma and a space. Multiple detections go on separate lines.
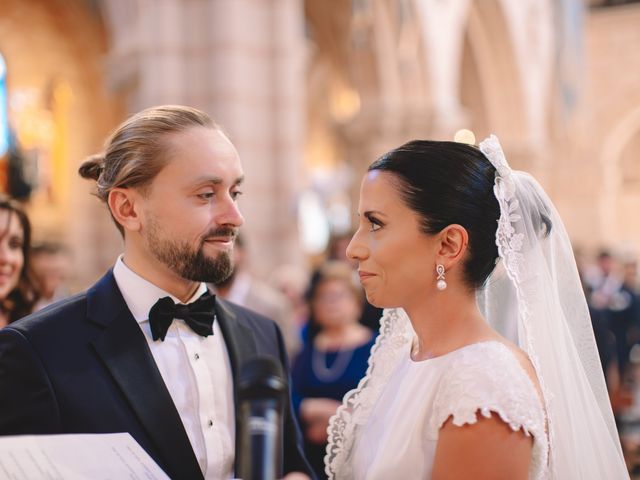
577, 248, 640, 474
2, 188, 640, 478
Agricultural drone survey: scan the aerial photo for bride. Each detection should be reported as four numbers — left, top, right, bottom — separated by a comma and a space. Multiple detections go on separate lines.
325, 136, 629, 479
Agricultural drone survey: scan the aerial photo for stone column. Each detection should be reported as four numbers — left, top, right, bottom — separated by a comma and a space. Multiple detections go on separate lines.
205, 0, 306, 277
103, 0, 306, 278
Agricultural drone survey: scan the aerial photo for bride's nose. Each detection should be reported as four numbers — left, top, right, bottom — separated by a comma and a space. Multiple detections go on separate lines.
346, 230, 368, 261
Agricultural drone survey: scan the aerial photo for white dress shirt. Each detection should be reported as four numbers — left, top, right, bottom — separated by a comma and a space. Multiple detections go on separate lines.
113, 256, 235, 479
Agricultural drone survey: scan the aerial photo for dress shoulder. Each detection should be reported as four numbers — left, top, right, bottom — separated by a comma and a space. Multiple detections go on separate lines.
429, 341, 548, 478
431, 341, 543, 432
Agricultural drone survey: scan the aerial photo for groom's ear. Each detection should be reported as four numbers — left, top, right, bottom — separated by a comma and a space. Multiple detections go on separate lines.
108, 187, 143, 233
436, 224, 469, 267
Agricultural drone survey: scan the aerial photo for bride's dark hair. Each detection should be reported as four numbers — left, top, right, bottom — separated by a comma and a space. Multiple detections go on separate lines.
369, 140, 500, 289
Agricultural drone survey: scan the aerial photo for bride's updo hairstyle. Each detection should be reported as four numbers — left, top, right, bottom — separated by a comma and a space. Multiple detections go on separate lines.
368, 140, 500, 289
78, 105, 218, 235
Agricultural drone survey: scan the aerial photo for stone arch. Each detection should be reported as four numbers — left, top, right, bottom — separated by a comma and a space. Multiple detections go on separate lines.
599, 105, 640, 250
303, 0, 431, 252
305, 0, 436, 175
620, 131, 640, 187
462, 0, 527, 144
303, 0, 534, 243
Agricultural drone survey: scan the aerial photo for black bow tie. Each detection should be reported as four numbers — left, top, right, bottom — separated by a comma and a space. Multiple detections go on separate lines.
148, 292, 216, 341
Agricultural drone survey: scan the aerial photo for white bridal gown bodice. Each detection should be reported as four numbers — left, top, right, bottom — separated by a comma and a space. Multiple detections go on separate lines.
351, 341, 548, 480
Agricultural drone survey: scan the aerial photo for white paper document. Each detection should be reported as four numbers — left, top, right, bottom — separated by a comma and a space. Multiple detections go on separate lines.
0, 432, 170, 479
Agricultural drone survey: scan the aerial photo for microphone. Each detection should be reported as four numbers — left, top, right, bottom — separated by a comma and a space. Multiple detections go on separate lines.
237, 356, 287, 480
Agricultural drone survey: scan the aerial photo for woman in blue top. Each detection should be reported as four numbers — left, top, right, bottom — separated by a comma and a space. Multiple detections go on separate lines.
291, 261, 375, 479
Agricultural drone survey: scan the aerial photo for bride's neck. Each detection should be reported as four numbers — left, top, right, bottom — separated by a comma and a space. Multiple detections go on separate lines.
405, 287, 494, 361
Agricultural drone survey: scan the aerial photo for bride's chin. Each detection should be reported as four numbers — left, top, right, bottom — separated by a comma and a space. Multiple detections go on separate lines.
365, 292, 376, 305
365, 291, 386, 309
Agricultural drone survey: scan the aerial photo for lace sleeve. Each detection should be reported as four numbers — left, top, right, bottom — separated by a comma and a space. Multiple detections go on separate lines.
429, 342, 548, 480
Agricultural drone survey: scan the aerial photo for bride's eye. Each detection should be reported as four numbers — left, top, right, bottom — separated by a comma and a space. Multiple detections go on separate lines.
366, 215, 383, 232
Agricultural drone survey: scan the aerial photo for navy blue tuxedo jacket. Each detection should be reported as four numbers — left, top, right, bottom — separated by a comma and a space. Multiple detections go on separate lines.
0, 271, 312, 479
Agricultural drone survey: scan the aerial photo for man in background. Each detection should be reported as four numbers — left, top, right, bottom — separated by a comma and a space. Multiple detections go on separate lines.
212, 233, 301, 358
31, 241, 72, 310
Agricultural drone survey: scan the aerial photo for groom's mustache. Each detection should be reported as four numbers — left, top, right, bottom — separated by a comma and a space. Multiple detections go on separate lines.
201, 227, 238, 243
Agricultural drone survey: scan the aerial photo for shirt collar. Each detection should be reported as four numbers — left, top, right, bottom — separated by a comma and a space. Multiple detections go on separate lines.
113, 255, 209, 324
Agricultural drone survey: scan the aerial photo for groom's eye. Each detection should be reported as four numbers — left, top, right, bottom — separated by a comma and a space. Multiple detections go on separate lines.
197, 192, 214, 200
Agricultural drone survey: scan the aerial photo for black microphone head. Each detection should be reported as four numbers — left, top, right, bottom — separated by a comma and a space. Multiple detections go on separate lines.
238, 356, 287, 401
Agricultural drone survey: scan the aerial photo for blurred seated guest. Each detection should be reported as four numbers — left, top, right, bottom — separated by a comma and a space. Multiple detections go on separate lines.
607, 264, 640, 380
325, 232, 383, 333
31, 241, 72, 311
211, 233, 300, 357
326, 231, 355, 266
624, 258, 639, 293
0, 194, 39, 327
356, 296, 383, 332
578, 252, 617, 386
586, 249, 623, 309
270, 263, 311, 330
591, 305, 617, 387
291, 261, 375, 479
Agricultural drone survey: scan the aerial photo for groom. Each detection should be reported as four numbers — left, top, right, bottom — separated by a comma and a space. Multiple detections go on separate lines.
0, 106, 311, 479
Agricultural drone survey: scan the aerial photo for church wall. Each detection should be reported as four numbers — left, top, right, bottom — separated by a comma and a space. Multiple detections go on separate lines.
0, 0, 125, 290
581, 4, 640, 255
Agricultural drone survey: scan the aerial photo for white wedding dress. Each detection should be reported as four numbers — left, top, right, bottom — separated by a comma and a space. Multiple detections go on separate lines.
349, 340, 547, 480
326, 136, 629, 479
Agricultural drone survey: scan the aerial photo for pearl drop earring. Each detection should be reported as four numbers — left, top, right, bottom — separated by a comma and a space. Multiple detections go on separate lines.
436, 264, 447, 291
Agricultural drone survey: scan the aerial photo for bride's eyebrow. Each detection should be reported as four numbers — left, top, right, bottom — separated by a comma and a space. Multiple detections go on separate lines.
363, 210, 386, 219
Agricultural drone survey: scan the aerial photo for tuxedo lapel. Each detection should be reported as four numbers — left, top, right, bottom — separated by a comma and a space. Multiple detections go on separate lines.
87, 271, 203, 480
215, 299, 258, 474
215, 299, 257, 379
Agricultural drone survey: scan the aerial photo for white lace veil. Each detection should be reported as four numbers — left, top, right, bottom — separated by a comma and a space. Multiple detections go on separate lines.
325, 135, 629, 479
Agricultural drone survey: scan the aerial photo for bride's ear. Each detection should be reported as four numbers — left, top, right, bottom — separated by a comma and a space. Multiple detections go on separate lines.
436, 224, 469, 267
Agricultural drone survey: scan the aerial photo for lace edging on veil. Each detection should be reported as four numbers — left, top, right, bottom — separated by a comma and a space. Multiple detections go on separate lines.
479, 135, 551, 476
324, 308, 414, 478
478, 135, 625, 478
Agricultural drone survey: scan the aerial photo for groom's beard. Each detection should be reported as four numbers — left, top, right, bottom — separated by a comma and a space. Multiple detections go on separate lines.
146, 217, 236, 284
212, 267, 238, 289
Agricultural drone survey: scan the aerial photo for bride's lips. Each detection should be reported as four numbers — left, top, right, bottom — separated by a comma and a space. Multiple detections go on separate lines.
358, 271, 376, 281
